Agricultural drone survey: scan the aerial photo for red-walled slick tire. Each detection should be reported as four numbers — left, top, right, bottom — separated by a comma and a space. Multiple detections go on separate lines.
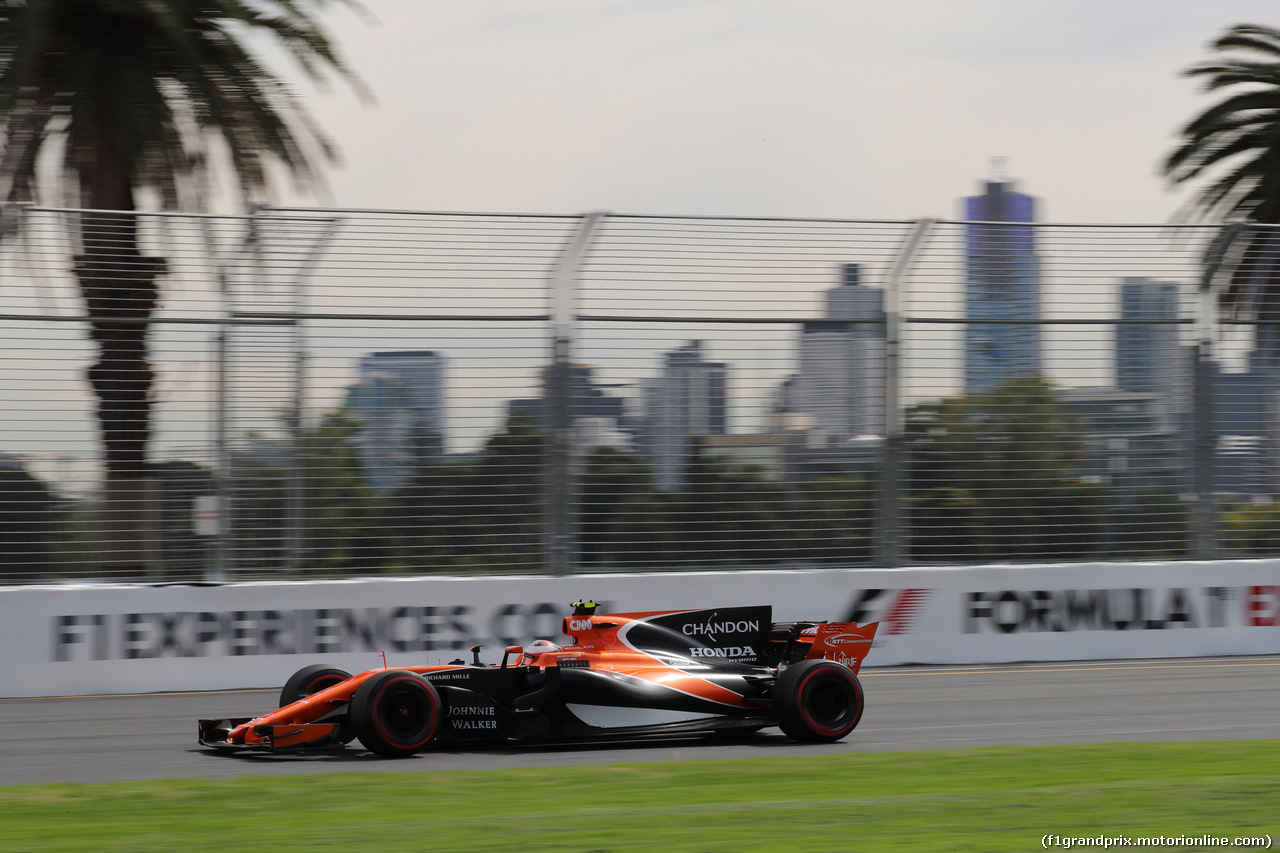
773, 659, 865, 743
279, 665, 352, 708
349, 670, 441, 757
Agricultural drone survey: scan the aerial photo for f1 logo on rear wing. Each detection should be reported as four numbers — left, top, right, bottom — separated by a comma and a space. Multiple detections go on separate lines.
805, 622, 879, 673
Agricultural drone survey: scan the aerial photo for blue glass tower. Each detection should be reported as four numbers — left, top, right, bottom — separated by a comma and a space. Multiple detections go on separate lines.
963, 180, 1041, 394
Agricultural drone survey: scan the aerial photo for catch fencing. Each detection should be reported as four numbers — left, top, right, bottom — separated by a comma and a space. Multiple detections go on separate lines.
0, 205, 1273, 582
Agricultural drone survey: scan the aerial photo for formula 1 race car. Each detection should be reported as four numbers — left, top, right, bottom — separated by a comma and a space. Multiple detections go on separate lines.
198, 602, 878, 757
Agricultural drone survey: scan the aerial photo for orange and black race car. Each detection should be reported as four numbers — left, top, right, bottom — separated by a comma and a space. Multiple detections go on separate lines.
198, 601, 878, 757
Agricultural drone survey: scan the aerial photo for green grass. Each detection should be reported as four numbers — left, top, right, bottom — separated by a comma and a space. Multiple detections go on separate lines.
3, 742, 1278, 852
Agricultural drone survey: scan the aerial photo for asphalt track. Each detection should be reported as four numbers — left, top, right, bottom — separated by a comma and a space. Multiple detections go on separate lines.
2, 655, 1277, 786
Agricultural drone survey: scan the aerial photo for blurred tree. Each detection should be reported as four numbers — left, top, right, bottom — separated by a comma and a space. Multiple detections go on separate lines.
0, 0, 363, 574
386, 457, 481, 571
0, 466, 58, 581
386, 413, 544, 573
581, 446, 873, 570
152, 460, 214, 580
1164, 24, 1280, 358
676, 447, 786, 567
604, 491, 679, 569
905, 375, 1105, 561
1221, 499, 1280, 556
478, 413, 542, 570
227, 432, 289, 572
579, 446, 652, 569
1108, 488, 1190, 559
795, 473, 874, 565
298, 411, 384, 573
229, 411, 382, 576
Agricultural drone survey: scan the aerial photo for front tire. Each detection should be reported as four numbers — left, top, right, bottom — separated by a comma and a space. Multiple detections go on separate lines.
279, 665, 352, 707
349, 670, 441, 757
773, 659, 865, 743
280, 664, 357, 744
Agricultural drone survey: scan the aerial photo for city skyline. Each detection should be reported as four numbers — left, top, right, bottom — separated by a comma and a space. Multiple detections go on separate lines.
0, 188, 1268, 499
328, 230, 1256, 503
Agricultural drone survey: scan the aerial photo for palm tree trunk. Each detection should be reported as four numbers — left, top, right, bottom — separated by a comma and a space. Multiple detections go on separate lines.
74, 210, 166, 577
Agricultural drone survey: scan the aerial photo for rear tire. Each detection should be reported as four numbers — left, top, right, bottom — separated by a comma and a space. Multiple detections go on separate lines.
773, 659, 864, 743
279, 665, 352, 707
349, 670, 441, 757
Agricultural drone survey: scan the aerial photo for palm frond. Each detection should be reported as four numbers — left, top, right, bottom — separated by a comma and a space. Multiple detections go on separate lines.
1165, 24, 1280, 359
1176, 92, 1280, 141
0, 0, 365, 210
1187, 60, 1280, 88
1212, 25, 1280, 57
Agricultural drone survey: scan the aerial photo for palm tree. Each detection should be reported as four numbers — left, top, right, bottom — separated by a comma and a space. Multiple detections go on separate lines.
1164, 24, 1280, 357
0, 0, 362, 573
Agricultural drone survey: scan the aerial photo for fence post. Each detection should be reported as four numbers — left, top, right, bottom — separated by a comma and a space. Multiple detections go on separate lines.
219, 208, 339, 577
1192, 222, 1242, 559
211, 212, 257, 582
1191, 331, 1215, 559
876, 218, 933, 568
545, 212, 605, 575
214, 321, 230, 581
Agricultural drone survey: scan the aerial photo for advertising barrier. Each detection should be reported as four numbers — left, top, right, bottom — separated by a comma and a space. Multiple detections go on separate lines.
2, 560, 1279, 698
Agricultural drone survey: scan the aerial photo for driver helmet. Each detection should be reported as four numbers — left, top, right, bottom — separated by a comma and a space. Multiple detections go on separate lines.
523, 639, 561, 659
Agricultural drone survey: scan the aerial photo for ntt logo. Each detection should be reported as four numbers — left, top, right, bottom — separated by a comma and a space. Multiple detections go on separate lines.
825, 634, 872, 646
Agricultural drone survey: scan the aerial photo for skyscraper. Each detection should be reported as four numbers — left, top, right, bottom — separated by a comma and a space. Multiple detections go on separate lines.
963, 178, 1041, 394
1113, 277, 1193, 489
344, 350, 445, 493
1117, 278, 1185, 401
506, 364, 633, 456
794, 264, 886, 443
640, 341, 727, 490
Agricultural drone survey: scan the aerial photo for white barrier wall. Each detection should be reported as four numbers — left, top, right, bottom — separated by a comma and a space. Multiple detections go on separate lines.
3, 560, 1279, 698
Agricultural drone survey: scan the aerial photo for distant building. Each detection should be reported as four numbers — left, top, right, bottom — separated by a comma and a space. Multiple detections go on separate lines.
1116, 277, 1190, 427
344, 350, 445, 493
1212, 355, 1280, 498
1059, 388, 1181, 496
698, 434, 793, 481
639, 341, 727, 490
1117, 278, 1183, 394
792, 264, 886, 445
507, 365, 627, 426
963, 178, 1041, 394
1113, 277, 1193, 490
506, 364, 635, 461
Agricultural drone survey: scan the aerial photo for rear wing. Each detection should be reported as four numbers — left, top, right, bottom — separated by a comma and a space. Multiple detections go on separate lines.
802, 622, 878, 673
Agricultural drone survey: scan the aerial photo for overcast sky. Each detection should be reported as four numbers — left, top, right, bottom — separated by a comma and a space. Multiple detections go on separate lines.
264, 0, 1280, 224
